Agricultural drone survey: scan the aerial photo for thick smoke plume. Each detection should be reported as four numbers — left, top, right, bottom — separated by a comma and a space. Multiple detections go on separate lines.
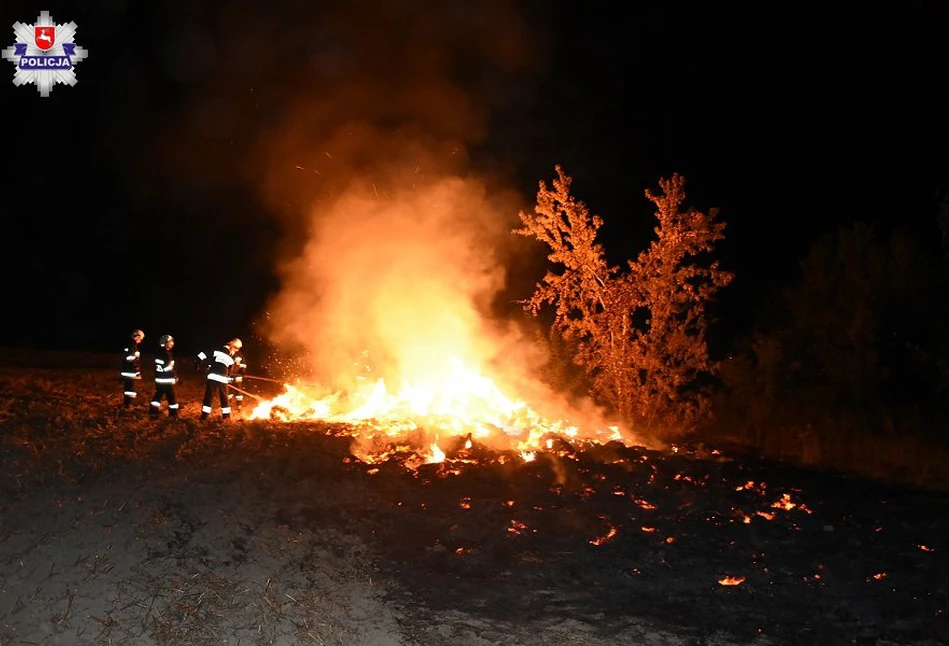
130, 0, 624, 439
265, 173, 511, 387
259, 164, 625, 445
237, 1, 627, 440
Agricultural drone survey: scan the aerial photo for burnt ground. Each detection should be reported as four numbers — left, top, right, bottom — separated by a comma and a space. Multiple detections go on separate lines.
0, 362, 947, 645
286, 438, 949, 645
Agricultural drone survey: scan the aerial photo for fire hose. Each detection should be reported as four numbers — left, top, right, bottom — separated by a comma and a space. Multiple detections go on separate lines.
241, 374, 284, 384
227, 375, 328, 402
242, 374, 326, 389
225, 382, 267, 402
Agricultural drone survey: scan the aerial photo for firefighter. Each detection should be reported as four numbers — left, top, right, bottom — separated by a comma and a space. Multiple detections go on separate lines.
197, 338, 242, 420
150, 334, 180, 419
120, 329, 145, 408
228, 348, 248, 413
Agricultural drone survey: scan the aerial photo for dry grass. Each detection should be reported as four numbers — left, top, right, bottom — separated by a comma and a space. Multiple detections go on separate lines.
0, 366, 225, 489
0, 365, 405, 646
0, 364, 675, 646
6, 360, 943, 646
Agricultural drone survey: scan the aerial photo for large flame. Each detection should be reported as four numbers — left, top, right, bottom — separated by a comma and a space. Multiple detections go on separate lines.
250, 354, 627, 464
254, 175, 637, 466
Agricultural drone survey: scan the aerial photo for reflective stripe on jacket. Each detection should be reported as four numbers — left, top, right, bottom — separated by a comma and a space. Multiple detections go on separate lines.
155, 348, 177, 384
121, 341, 142, 377
199, 346, 235, 383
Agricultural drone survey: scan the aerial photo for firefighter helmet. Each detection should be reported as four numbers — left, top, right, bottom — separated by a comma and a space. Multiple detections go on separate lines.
160, 334, 174, 345
229, 338, 243, 350
131, 329, 144, 339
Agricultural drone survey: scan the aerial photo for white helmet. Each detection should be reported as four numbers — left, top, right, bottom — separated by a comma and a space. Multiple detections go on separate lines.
229, 338, 243, 350
160, 334, 174, 345
131, 329, 144, 339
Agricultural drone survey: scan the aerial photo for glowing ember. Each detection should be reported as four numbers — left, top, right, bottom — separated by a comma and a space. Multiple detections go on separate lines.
507, 519, 528, 535
736, 480, 768, 495
589, 526, 618, 546
718, 575, 746, 586
771, 493, 796, 511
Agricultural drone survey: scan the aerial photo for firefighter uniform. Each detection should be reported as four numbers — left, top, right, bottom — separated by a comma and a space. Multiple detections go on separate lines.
197, 338, 242, 420
120, 329, 145, 408
228, 350, 248, 412
150, 335, 179, 419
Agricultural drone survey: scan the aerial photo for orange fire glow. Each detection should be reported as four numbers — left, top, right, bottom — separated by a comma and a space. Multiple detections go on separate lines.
589, 526, 618, 546
253, 176, 642, 467
249, 354, 629, 466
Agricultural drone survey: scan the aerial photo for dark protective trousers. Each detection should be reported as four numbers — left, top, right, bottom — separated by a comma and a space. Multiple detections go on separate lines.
122, 377, 139, 408
201, 379, 231, 419
228, 376, 244, 410
150, 383, 179, 418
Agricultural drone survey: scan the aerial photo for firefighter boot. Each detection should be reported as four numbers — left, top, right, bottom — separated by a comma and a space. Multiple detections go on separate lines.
149, 404, 160, 419
123, 395, 133, 409
169, 405, 179, 419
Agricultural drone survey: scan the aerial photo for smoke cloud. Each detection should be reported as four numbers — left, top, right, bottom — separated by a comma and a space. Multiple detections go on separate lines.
115, 0, 623, 436
236, 0, 625, 438
242, 0, 543, 383
264, 174, 512, 384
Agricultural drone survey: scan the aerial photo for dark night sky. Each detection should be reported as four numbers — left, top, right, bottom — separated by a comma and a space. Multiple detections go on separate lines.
1, 1, 947, 356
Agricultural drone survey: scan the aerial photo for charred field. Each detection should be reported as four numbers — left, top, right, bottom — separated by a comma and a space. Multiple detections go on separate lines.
0, 361, 947, 646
